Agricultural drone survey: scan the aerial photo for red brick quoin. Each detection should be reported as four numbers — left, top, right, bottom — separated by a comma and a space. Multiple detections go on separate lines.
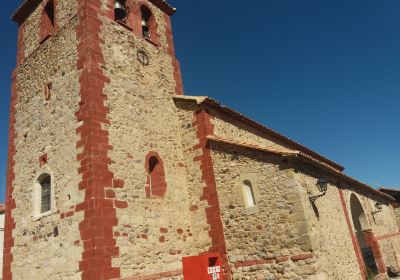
74, 0, 126, 279
192, 109, 232, 280
2, 70, 19, 280
3, 20, 25, 279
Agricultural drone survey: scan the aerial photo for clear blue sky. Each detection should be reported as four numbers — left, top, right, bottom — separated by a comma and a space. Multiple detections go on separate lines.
1, 0, 399, 202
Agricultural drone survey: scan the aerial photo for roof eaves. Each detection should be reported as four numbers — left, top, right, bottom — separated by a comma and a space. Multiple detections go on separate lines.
12, 0, 42, 24
12, 0, 176, 24
379, 187, 400, 193
287, 153, 395, 202
174, 95, 345, 172
206, 135, 394, 202
149, 0, 176, 16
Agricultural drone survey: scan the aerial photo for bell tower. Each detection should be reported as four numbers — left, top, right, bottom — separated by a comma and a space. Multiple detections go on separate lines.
5, 0, 197, 279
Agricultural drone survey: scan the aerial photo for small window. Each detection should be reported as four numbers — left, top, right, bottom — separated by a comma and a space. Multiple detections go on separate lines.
141, 6, 152, 39
45, 83, 52, 101
243, 180, 256, 208
145, 152, 167, 198
39, 174, 51, 214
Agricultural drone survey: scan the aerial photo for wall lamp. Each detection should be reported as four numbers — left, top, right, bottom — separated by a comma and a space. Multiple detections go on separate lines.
372, 202, 383, 215
309, 178, 328, 203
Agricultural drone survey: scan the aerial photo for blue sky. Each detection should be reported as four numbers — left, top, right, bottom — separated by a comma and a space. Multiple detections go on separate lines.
1, 0, 399, 202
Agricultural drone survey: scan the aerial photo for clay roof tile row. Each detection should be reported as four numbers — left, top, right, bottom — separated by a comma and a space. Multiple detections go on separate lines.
173, 95, 345, 172
206, 136, 394, 202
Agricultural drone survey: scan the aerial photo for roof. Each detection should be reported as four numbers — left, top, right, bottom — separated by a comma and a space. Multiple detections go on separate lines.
379, 188, 400, 202
12, 0, 176, 24
173, 95, 345, 172
379, 187, 400, 194
207, 136, 395, 202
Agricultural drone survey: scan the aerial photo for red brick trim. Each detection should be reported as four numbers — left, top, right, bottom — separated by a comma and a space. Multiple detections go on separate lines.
3, 70, 19, 280
363, 230, 386, 274
192, 109, 231, 280
338, 188, 367, 279
234, 253, 316, 269
117, 270, 182, 280
16, 23, 25, 65
375, 232, 400, 241
164, 14, 183, 95
234, 259, 274, 268
75, 0, 124, 279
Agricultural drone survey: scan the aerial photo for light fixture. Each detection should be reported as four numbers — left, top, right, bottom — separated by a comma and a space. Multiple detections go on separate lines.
309, 178, 328, 203
372, 202, 383, 215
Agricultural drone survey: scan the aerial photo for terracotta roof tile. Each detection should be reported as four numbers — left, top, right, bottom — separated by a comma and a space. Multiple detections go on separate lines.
207, 136, 394, 202
174, 95, 345, 172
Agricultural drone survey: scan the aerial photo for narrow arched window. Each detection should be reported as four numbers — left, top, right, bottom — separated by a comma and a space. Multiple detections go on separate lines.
39, 174, 51, 214
243, 180, 256, 208
141, 6, 153, 39
145, 152, 167, 198
40, 0, 55, 42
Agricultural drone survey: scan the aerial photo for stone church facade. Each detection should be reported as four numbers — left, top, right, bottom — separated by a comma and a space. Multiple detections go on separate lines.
4, 0, 400, 279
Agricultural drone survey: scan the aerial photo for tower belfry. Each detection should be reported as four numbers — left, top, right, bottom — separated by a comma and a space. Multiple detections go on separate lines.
6, 0, 187, 279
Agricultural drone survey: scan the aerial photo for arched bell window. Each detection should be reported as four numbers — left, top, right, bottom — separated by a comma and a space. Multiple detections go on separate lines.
140, 5, 153, 39
114, 0, 129, 22
243, 180, 256, 208
40, 0, 55, 41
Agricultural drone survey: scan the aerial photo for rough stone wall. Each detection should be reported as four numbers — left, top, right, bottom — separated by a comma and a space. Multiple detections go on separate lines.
174, 101, 213, 253
209, 108, 292, 152
394, 206, 400, 228
23, 0, 78, 58
209, 143, 318, 280
10, 12, 83, 280
295, 169, 400, 279
341, 188, 400, 273
99, 3, 202, 278
294, 172, 363, 280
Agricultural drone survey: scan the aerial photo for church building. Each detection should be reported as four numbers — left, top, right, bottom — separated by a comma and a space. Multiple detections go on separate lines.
4, 0, 400, 279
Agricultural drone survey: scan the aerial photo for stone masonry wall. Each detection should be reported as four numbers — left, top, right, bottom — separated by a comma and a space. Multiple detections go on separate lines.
295, 169, 400, 279
294, 172, 363, 280
209, 108, 293, 153
341, 187, 400, 273
100, 3, 204, 278
23, 0, 78, 58
209, 142, 318, 280
394, 206, 400, 228
10, 8, 83, 280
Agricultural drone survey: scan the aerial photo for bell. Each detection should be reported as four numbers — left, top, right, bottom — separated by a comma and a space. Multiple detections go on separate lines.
114, 0, 127, 20
114, 1, 125, 11
141, 19, 148, 27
